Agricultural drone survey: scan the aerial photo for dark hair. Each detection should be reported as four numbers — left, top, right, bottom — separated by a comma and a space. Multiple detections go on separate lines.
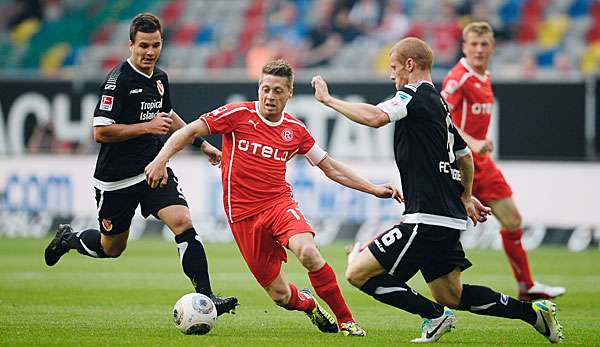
261, 59, 294, 87
129, 13, 162, 42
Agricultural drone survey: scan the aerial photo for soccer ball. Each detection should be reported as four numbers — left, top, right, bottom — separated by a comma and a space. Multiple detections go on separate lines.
172, 293, 217, 335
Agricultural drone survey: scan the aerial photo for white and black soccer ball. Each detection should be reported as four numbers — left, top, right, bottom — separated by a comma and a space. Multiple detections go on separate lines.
172, 293, 217, 335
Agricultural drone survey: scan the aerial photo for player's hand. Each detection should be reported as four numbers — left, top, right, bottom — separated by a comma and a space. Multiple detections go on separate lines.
146, 113, 173, 135
201, 141, 222, 167
311, 75, 332, 104
372, 183, 404, 203
144, 160, 169, 188
461, 195, 491, 226
471, 138, 494, 155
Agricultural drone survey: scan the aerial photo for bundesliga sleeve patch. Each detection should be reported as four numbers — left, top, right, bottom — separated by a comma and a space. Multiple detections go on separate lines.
100, 95, 114, 111
396, 91, 412, 103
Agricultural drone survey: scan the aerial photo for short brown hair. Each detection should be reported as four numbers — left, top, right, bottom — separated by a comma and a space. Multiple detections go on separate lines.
261, 59, 294, 87
130, 13, 162, 42
391, 37, 433, 71
462, 21, 494, 42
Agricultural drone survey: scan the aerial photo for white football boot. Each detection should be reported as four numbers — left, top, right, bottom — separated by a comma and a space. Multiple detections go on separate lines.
532, 300, 563, 343
521, 282, 566, 301
410, 308, 457, 343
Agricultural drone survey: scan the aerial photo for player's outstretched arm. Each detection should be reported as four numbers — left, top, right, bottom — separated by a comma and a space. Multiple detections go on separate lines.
311, 75, 390, 128
169, 111, 221, 166
317, 155, 403, 203
145, 118, 210, 188
456, 153, 491, 225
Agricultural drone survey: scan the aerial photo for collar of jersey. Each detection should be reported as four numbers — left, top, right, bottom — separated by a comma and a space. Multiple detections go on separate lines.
459, 58, 488, 82
127, 58, 153, 79
254, 101, 285, 127
404, 80, 435, 90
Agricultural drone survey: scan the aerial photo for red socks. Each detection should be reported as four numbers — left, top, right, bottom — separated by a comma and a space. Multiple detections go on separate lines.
309, 263, 354, 324
500, 228, 534, 291
284, 283, 315, 312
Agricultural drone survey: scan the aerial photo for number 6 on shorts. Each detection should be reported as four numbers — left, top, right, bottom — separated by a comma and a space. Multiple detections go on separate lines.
381, 227, 402, 246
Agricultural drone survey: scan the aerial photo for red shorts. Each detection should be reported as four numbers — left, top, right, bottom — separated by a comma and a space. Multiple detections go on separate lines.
472, 154, 513, 203
228, 199, 314, 287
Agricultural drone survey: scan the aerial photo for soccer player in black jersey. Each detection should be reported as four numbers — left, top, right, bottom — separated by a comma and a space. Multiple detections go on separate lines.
311, 38, 563, 343
44, 12, 237, 316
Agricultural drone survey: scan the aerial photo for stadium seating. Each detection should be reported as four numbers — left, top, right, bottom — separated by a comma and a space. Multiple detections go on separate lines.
0, 0, 598, 77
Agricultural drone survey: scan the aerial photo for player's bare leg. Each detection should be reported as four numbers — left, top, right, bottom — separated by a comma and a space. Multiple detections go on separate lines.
345, 246, 385, 288
100, 232, 129, 257
158, 205, 238, 315
264, 271, 293, 305
488, 198, 566, 300
428, 268, 563, 343
288, 233, 365, 336
264, 270, 338, 333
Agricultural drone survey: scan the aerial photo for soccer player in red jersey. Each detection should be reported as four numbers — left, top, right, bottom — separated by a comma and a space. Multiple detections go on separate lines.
145, 59, 402, 336
441, 22, 565, 301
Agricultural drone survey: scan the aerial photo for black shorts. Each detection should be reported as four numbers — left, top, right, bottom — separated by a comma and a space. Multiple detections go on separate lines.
368, 223, 472, 283
94, 167, 188, 235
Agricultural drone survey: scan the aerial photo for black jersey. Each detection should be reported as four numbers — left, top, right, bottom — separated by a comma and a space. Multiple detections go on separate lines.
92, 59, 173, 190
376, 81, 471, 230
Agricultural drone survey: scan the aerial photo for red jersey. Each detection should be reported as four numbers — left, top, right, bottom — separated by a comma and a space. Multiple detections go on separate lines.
200, 101, 327, 223
441, 58, 494, 140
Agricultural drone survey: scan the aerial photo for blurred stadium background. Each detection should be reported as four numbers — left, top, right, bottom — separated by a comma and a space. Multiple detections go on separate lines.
1, 0, 599, 251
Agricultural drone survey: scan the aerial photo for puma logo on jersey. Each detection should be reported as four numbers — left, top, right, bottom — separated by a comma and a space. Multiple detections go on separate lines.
248, 119, 259, 129
237, 139, 289, 162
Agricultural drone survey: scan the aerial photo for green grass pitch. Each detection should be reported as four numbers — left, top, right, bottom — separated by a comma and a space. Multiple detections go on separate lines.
1, 236, 599, 346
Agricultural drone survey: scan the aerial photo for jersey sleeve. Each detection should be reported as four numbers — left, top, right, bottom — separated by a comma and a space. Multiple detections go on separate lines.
376, 90, 413, 122
199, 104, 242, 134
441, 74, 464, 112
93, 71, 126, 126
298, 126, 327, 166
450, 123, 470, 158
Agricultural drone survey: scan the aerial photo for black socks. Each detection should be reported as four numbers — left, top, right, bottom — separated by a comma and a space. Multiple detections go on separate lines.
69, 229, 107, 258
175, 228, 213, 295
458, 284, 537, 325
361, 274, 444, 319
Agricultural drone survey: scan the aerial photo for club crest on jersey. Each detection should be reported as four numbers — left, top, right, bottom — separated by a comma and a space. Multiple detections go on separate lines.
101, 219, 113, 232
281, 128, 293, 142
100, 95, 113, 111
156, 80, 164, 96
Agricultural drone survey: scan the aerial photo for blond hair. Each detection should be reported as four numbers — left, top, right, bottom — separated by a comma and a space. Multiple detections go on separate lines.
462, 21, 495, 42
391, 37, 433, 71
